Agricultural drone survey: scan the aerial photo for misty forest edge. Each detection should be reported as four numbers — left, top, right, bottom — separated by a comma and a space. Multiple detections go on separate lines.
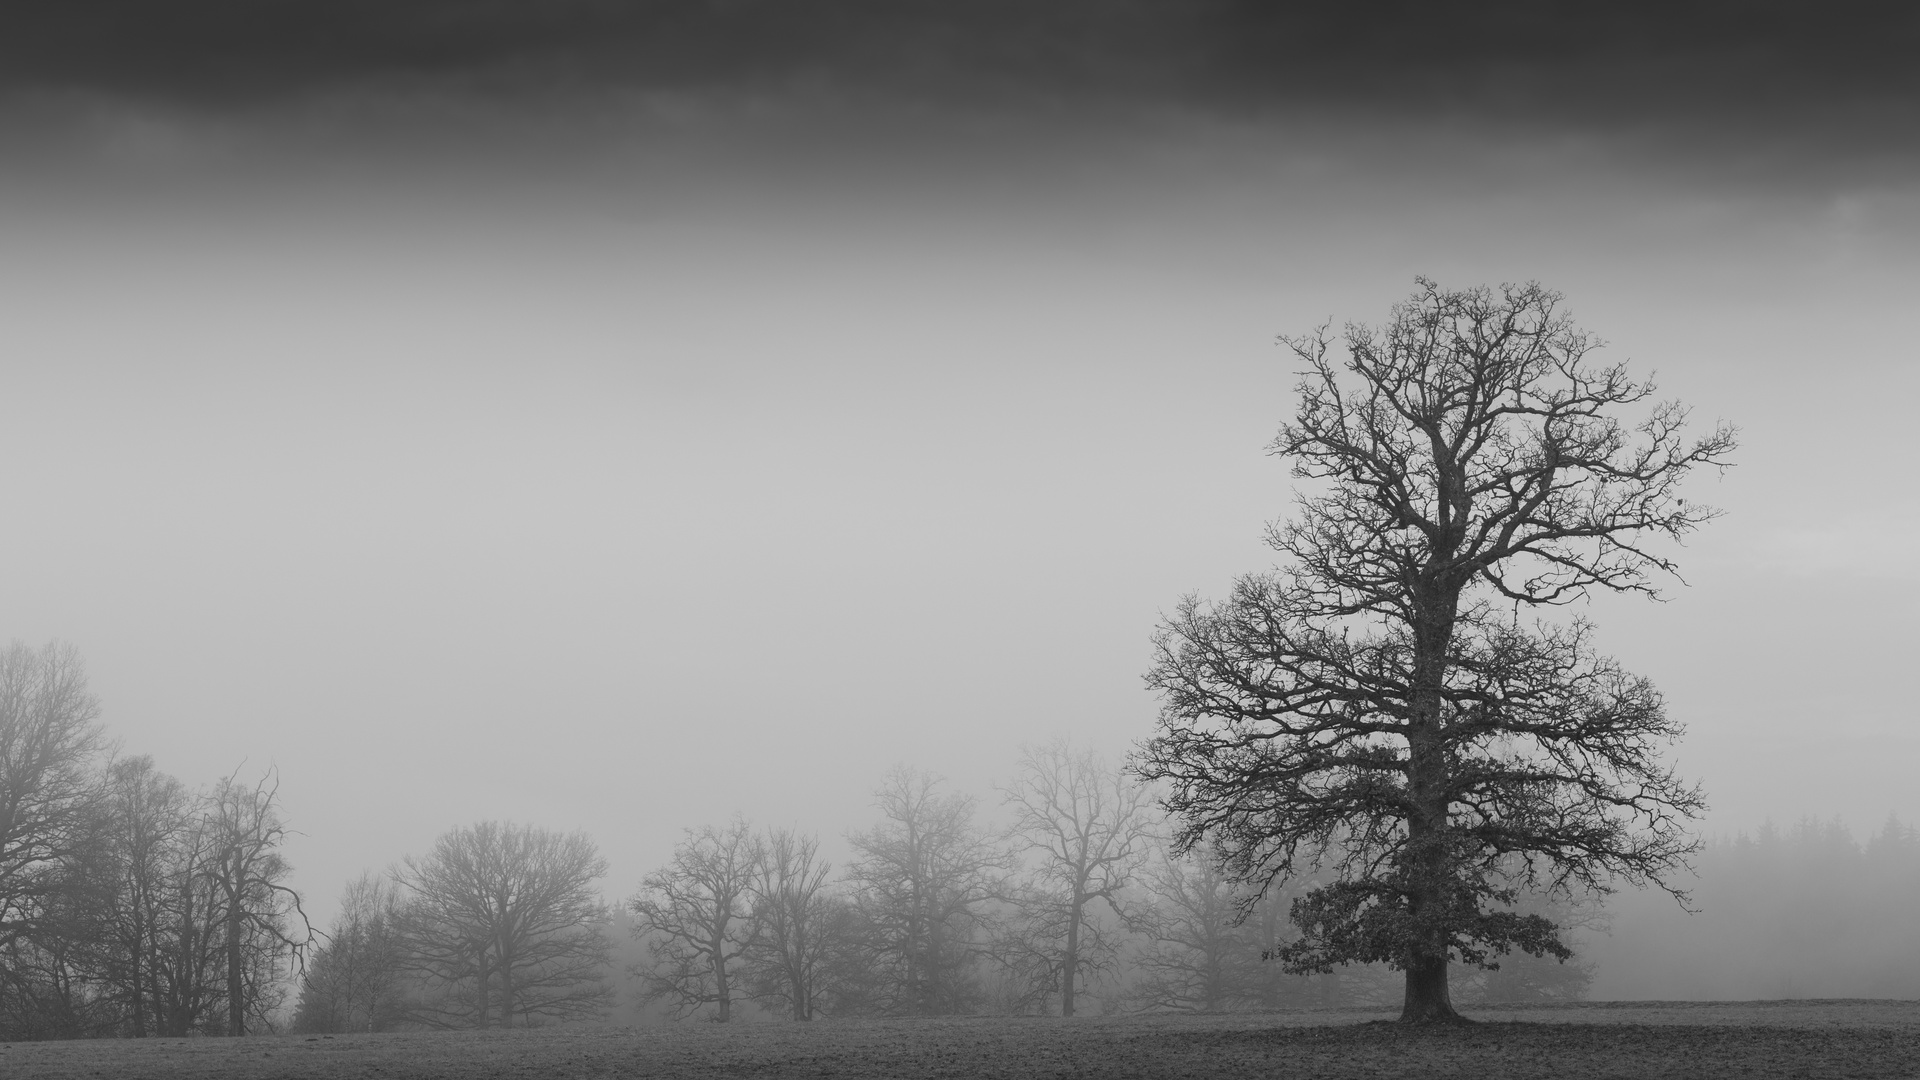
14, 278, 1882, 1036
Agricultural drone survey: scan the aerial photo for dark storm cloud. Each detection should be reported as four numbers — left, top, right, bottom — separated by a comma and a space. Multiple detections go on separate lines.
7, 0, 1918, 130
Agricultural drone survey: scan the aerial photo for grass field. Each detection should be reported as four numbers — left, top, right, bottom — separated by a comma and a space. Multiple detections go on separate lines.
4, 1001, 1917, 1079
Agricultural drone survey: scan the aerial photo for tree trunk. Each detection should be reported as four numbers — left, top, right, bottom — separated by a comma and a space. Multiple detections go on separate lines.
475, 947, 491, 1029
131, 907, 147, 1038
498, 941, 515, 1028
226, 850, 245, 1036
1399, 806, 1463, 1023
714, 933, 732, 1022
149, 953, 164, 1036
1061, 894, 1081, 1018
1401, 949, 1457, 1022
789, 947, 810, 1021
1400, 595, 1464, 1025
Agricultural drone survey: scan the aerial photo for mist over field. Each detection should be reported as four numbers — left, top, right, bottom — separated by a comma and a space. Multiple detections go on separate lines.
2, 1, 1917, 1032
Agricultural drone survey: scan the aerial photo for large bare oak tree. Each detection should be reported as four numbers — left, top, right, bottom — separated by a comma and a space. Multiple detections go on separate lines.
1138, 280, 1735, 1023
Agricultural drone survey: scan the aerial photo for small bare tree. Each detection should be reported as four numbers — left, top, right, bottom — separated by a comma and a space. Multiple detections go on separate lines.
745, 827, 835, 1020
202, 768, 315, 1035
150, 818, 227, 1035
398, 822, 612, 1028
1125, 850, 1249, 1013
1124, 846, 1336, 1013
97, 755, 192, 1037
0, 642, 104, 964
630, 818, 762, 1022
294, 873, 408, 1033
847, 767, 1007, 1016
1000, 740, 1152, 1016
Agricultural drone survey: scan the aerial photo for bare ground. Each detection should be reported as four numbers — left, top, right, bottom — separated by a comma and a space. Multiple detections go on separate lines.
4, 1001, 1917, 1079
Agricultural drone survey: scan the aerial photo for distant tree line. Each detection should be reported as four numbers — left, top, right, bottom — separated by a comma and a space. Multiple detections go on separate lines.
0, 642, 309, 1040
22, 628, 1913, 1038
285, 739, 1601, 1034
617, 741, 1594, 1023
1597, 816, 1920, 1001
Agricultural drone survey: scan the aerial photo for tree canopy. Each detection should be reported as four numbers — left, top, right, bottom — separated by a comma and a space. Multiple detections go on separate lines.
1138, 279, 1735, 1022
397, 822, 612, 1028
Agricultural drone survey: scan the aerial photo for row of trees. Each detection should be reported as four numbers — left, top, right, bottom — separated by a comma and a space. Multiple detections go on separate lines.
624, 748, 1592, 1022
0, 642, 309, 1040
625, 750, 1152, 1021
293, 737, 1596, 1033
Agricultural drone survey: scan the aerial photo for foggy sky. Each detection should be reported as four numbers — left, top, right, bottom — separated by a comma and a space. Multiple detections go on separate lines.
2, 3, 1916, 961
9, 2, 1920, 119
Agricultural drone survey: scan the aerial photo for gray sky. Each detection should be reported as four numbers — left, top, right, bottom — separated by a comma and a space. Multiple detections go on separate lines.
2, 3, 1916, 932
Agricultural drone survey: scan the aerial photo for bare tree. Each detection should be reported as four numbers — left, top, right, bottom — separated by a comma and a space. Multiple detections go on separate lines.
95, 756, 192, 1037
71, 768, 302, 1038
0, 649, 322, 1039
846, 767, 1006, 1015
0, 823, 120, 1038
294, 873, 408, 1033
1139, 280, 1734, 1022
1125, 850, 1251, 1013
800, 895, 886, 1018
744, 827, 836, 1020
398, 821, 612, 1028
0, 642, 109, 1037
0, 642, 104, 964
150, 816, 227, 1036
630, 818, 762, 1022
1124, 847, 1339, 1014
202, 769, 315, 1035
999, 740, 1152, 1016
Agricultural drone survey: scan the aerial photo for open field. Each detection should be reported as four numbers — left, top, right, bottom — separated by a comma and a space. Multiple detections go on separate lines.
4, 1001, 1917, 1079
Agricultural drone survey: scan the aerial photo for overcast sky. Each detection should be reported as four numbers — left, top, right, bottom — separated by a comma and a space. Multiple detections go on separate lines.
2, 2, 1916, 935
